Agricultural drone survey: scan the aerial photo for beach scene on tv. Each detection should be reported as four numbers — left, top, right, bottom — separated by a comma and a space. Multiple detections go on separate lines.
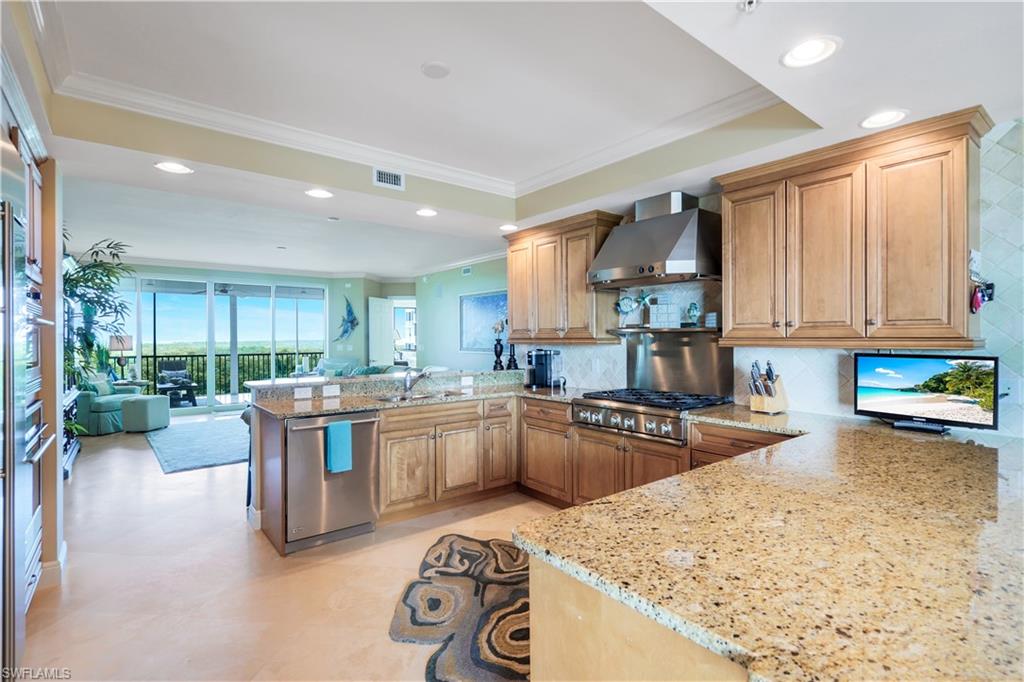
856, 356, 996, 426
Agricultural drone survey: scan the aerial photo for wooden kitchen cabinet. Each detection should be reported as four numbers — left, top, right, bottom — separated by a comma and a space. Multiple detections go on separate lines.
380, 425, 436, 514
521, 418, 573, 503
786, 162, 865, 339
572, 427, 626, 504
717, 106, 991, 349
435, 419, 484, 502
505, 210, 621, 345
722, 180, 787, 340
689, 422, 792, 470
865, 138, 975, 340
483, 417, 516, 489
626, 436, 689, 487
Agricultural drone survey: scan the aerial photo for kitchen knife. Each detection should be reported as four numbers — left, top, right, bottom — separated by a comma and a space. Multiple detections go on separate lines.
765, 360, 777, 383
752, 380, 765, 396
753, 360, 762, 378
748, 379, 757, 396
750, 366, 761, 385
764, 381, 776, 397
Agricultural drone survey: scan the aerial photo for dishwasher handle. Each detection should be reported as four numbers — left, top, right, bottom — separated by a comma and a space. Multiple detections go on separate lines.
289, 416, 380, 432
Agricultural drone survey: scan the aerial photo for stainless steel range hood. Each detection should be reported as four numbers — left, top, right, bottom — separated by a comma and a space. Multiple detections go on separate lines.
588, 191, 722, 289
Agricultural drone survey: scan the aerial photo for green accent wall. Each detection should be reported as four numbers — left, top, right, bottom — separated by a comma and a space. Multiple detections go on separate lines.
416, 258, 507, 371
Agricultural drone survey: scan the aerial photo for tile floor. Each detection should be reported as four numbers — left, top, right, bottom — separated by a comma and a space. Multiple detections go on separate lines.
25, 414, 555, 680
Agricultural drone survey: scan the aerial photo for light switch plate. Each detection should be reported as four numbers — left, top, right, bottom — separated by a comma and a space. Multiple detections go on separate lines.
461, 376, 474, 387
323, 384, 340, 397
294, 386, 313, 400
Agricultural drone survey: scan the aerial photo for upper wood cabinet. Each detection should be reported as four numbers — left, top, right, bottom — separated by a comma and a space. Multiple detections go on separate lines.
505, 211, 621, 345
717, 107, 991, 349
722, 181, 786, 339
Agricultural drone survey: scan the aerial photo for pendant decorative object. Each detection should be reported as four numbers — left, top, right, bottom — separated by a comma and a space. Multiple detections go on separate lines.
506, 343, 519, 370
493, 339, 505, 371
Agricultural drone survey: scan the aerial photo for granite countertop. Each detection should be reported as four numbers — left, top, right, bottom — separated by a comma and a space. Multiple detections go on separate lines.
252, 384, 591, 419
514, 410, 1023, 681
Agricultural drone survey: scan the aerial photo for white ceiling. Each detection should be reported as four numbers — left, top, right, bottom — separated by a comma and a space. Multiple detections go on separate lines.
51, 1, 766, 191
62, 172, 504, 279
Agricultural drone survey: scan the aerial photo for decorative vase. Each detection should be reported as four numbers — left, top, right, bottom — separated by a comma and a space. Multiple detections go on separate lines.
493, 339, 505, 371
506, 343, 519, 370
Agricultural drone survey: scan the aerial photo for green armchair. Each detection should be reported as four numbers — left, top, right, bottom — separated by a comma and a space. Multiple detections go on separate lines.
76, 384, 144, 436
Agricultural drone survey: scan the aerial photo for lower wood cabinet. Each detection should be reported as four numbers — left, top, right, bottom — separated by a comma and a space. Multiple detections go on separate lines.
626, 436, 690, 487
521, 418, 573, 503
380, 426, 437, 514
435, 419, 484, 502
689, 421, 792, 469
483, 417, 516, 489
572, 427, 626, 505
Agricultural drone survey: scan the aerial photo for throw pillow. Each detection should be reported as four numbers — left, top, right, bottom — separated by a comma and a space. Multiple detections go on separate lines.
351, 365, 388, 376
93, 379, 114, 396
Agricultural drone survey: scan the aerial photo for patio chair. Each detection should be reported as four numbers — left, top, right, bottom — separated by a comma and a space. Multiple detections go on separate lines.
157, 360, 199, 407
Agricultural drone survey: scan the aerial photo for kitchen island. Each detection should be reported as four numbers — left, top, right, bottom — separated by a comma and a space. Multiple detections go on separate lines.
515, 407, 1022, 681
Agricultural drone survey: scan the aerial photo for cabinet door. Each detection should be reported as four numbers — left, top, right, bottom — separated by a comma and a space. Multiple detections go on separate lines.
380, 426, 435, 514
435, 419, 484, 501
521, 418, 572, 502
625, 437, 688, 489
483, 418, 515, 489
690, 450, 730, 469
561, 227, 596, 340
866, 139, 968, 339
572, 428, 625, 504
507, 240, 534, 340
532, 234, 564, 339
722, 181, 787, 339
786, 163, 866, 339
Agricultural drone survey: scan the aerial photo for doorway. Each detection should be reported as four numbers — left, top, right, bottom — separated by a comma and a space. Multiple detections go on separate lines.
368, 297, 417, 367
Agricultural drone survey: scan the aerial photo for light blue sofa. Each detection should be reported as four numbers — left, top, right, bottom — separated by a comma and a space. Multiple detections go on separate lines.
76, 385, 144, 435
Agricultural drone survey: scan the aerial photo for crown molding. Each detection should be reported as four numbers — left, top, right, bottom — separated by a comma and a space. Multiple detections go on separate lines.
28, 0, 73, 93
1, 51, 47, 160
415, 250, 507, 278
513, 86, 781, 196
56, 72, 519, 198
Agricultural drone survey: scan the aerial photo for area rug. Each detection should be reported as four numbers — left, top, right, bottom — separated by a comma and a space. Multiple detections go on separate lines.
389, 534, 530, 681
146, 416, 249, 474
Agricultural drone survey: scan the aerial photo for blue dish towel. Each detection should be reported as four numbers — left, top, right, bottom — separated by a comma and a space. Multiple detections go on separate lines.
325, 420, 353, 474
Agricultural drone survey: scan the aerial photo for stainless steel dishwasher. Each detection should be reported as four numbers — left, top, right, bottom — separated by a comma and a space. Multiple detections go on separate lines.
284, 411, 380, 552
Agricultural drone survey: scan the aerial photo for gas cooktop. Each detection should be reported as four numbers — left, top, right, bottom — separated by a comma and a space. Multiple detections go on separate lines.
580, 389, 733, 411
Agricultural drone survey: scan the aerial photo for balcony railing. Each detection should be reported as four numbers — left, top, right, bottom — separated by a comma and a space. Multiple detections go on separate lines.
122, 351, 324, 397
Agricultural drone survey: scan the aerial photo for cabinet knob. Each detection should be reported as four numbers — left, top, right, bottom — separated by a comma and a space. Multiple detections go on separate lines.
485, 425, 491, 431
772, 321, 781, 328
564, 432, 570, 440
785, 321, 794, 328
429, 433, 435, 440
866, 319, 877, 326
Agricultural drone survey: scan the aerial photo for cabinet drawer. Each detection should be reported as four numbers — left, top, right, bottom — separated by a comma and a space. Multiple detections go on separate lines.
521, 398, 571, 424
690, 450, 731, 469
688, 422, 790, 457
484, 398, 514, 418
380, 400, 482, 432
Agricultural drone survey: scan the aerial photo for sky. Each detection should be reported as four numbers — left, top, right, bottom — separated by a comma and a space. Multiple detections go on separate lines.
119, 292, 326, 346
857, 356, 995, 389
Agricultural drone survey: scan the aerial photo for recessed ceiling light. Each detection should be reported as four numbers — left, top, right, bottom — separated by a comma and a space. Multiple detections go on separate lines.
420, 61, 451, 79
416, 208, 438, 217
305, 188, 333, 199
499, 224, 518, 232
781, 36, 841, 68
860, 109, 908, 129
327, 216, 340, 222
154, 161, 194, 174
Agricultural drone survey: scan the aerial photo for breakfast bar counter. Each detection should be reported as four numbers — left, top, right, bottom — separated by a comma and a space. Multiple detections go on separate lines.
514, 410, 1023, 680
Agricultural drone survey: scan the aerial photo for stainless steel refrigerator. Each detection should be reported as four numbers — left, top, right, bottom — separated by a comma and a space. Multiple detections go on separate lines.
1, 130, 34, 669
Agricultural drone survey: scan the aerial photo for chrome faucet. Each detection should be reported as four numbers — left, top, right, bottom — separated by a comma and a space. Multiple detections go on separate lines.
403, 368, 431, 394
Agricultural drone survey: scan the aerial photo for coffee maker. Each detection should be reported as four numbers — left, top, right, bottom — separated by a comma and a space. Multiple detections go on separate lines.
525, 349, 564, 389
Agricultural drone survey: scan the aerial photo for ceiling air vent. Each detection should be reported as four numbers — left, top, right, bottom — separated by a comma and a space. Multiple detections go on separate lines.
373, 168, 405, 191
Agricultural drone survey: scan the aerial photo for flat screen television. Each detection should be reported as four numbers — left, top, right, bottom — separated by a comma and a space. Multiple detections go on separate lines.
854, 353, 998, 431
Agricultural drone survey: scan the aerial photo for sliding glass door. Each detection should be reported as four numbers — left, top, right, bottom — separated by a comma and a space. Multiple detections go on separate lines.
119, 277, 327, 412
213, 283, 273, 405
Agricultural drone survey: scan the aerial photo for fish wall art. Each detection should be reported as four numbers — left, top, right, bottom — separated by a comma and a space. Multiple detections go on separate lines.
335, 296, 360, 341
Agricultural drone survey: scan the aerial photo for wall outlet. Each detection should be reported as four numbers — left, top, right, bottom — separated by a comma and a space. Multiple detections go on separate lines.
294, 386, 313, 400
323, 384, 340, 397
461, 376, 474, 387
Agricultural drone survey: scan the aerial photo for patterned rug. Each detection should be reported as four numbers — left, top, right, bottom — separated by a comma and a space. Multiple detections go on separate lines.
389, 534, 530, 681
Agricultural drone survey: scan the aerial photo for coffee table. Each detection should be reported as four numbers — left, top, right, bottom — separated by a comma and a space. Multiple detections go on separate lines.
156, 381, 199, 407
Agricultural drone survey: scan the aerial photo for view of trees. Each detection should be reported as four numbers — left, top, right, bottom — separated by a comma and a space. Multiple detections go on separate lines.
915, 361, 996, 410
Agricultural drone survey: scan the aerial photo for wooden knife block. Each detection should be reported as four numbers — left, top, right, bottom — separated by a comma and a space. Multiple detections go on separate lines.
749, 375, 788, 415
